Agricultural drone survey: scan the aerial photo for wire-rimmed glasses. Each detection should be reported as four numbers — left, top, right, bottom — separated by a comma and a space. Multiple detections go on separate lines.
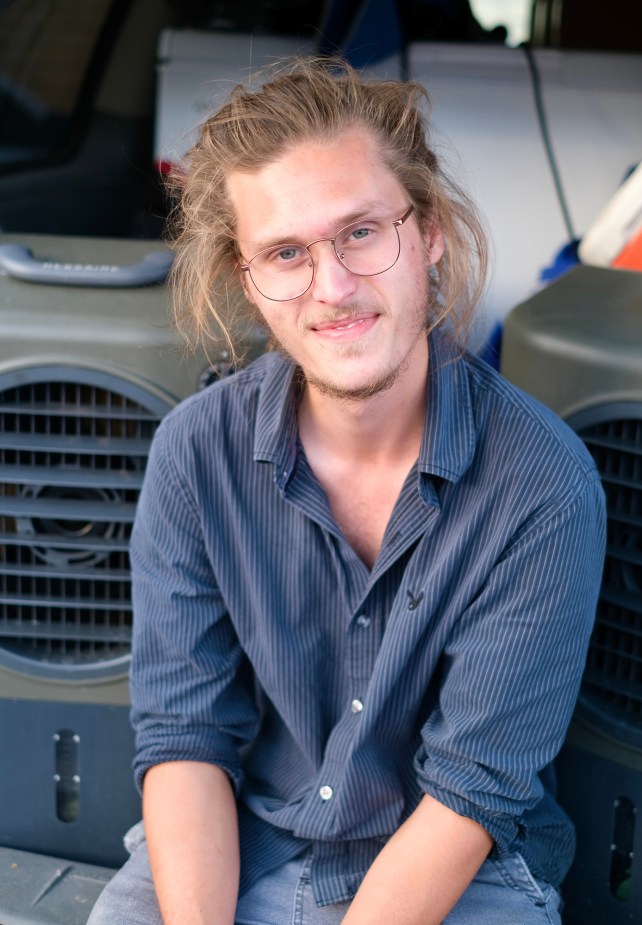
240, 204, 415, 302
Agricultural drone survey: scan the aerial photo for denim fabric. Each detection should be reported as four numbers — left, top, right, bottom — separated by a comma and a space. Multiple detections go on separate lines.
87, 822, 560, 925
86, 823, 159, 925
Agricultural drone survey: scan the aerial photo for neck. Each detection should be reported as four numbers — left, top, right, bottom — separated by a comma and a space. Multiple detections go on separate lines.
298, 340, 429, 464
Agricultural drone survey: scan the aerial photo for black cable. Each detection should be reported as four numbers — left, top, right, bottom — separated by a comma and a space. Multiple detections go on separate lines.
520, 41, 576, 242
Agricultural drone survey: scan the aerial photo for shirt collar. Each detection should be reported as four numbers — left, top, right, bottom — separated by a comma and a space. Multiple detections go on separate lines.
252, 329, 476, 486
418, 329, 476, 484
253, 352, 300, 485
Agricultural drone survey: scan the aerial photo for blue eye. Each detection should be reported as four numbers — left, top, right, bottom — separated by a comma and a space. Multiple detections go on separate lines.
277, 246, 300, 261
256, 244, 307, 270
338, 219, 383, 249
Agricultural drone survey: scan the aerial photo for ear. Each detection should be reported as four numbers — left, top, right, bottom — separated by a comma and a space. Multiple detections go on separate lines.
425, 224, 445, 266
239, 268, 254, 304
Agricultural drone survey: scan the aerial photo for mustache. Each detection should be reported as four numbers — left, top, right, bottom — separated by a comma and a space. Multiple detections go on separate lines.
299, 303, 383, 330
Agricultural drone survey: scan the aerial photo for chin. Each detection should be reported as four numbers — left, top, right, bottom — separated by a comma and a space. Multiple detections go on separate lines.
305, 366, 400, 402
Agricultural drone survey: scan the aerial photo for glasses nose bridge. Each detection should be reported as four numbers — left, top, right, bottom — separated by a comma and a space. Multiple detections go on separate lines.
306, 234, 343, 266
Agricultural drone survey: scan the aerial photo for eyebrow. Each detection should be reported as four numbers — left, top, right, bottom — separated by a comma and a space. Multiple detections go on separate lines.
243, 201, 397, 253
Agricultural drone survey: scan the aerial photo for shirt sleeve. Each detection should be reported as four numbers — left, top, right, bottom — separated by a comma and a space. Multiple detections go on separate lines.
414, 468, 606, 854
129, 421, 260, 794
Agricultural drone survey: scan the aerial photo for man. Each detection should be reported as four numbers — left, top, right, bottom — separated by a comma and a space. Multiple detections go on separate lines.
89, 58, 605, 925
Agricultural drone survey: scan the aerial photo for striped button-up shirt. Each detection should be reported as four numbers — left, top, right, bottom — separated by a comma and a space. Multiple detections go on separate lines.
130, 330, 605, 905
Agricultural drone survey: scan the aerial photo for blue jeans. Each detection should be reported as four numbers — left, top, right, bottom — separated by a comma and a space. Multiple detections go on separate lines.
87, 822, 561, 925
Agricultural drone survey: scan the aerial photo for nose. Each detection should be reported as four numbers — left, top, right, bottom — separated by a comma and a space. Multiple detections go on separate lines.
307, 240, 358, 305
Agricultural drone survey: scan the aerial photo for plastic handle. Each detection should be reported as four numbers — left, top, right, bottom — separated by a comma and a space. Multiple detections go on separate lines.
0, 243, 173, 287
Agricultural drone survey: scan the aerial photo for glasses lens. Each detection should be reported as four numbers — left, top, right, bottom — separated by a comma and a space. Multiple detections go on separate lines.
335, 217, 401, 276
246, 212, 405, 301
249, 244, 313, 301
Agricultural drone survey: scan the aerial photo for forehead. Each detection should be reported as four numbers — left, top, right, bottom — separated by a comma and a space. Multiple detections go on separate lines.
227, 127, 407, 248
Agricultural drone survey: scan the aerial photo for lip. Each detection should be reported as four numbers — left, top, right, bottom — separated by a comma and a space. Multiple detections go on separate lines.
310, 312, 379, 339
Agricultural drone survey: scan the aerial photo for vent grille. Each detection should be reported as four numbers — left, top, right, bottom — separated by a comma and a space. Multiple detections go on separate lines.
0, 369, 170, 679
572, 407, 642, 748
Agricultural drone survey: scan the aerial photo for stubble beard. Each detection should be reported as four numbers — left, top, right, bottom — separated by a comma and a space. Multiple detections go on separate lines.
268, 291, 432, 403
303, 349, 402, 402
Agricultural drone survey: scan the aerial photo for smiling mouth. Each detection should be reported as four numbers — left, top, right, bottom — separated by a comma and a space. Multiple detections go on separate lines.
311, 311, 378, 333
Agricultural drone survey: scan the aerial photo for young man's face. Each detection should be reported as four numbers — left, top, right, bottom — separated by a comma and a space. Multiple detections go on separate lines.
227, 127, 444, 402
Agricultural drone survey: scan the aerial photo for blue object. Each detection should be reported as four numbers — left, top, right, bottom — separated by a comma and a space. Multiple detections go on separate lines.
319, 0, 402, 66
540, 239, 580, 285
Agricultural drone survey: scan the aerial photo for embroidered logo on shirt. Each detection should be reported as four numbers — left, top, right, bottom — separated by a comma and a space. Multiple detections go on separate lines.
407, 589, 424, 611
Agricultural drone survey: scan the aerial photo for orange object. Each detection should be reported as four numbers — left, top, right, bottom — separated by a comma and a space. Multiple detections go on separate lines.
613, 226, 642, 271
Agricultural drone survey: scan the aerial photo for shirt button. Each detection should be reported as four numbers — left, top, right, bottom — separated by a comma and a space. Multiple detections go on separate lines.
319, 785, 334, 801
351, 699, 364, 714
356, 614, 371, 628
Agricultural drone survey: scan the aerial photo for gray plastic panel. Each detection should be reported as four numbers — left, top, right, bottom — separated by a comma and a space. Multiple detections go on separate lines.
501, 265, 642, 419
0, 846, 115, 925
0, 233, 266, 401
0, 700, 140, 867
557, 730, 642, 924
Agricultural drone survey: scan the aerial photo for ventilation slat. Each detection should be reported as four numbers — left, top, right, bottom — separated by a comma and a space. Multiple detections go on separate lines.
574, 410, 642, 747
0, 371, 169, 673
594, 611, 642, 641
608, 509, 642, 531
0, 402, 158, 421
599, 585, 642, 617
0, 530, 130, 553
0, 433, 153, 456
600, 472, 642, 493
0, 496, 137, 523
0, 619, 131, 643
0, 592, 132, 611
589, 638, 642, 668
584, 434, 642, 458
583, 668, 642, 708
0, 464, 144, 490
607, 543, 642, 568
0, 562, 131, 582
